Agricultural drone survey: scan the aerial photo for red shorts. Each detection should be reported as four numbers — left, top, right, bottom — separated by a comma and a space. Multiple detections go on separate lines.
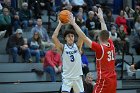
92, 77, 117, 93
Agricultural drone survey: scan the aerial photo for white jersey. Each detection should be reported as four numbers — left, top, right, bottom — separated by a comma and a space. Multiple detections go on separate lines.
62, 43, 83, 79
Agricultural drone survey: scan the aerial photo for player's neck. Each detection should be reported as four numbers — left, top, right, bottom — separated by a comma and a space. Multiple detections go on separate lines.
66, 43, 74, 49
100, 41, 109, 45
101, 41, 110, 47
66, 43, 73, 46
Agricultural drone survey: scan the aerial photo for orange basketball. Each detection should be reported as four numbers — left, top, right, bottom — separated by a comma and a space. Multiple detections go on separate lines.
59, 10, 71, 24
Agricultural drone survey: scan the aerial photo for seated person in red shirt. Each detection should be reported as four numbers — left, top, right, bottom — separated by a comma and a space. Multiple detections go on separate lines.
43, 44, 62, 82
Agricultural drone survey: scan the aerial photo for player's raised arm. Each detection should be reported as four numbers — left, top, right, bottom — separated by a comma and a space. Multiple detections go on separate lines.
69, 14, 92, 48
95, 8, 107, 31
52, 20, 63, 52
76, 36, 83, 52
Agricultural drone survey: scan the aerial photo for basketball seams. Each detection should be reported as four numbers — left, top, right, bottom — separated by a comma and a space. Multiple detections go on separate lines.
59, 10, 71, 23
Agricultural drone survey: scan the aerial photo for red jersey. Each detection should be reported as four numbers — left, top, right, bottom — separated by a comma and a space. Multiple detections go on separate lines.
91, 39, 117, 93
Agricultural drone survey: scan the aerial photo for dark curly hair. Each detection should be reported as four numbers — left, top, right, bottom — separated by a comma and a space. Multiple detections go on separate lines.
63, 29, 75, 38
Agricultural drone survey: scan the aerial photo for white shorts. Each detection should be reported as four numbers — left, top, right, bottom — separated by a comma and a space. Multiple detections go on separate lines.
61, 76, 84, 93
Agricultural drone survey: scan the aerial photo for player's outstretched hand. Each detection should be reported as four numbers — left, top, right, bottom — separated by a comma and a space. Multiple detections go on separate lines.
69, 13, 75, 25
95, 8, 104, 20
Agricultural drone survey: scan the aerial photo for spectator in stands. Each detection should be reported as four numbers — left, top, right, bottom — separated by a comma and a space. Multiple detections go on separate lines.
19, 2, 35, 29
28, 0, 41, 18
1, 0, 17, 15
62, 3, 72, 12
75, 12, 89, 36
117, 25, 130, 54
62, 0, 70, 6
124, 5, 135, 19
124, 5, 135, 30
130, 61, 140, 71
6, 29, 32, 63
43, 44, 62, 82
104, 10, 115, 31
83, 72, 95, 93
132, 28, 140, 55
71, 0, 87, 13
29, 0, 56, 18
81, 49, 89, 76
134, 16, 140, 33
86, 11, 101, 40
84, 0, 94, 11
133, 5, 140, 22
28, 31, 44, 63
31, 18, 53, 51
92, 5, 98, 13
1, 0, 19, 31
115, 10, 128, 35
77, 7, 87, 21
109, 25, 121, 54
61, 0, 72, 12
12, 10, 20, 31
43, 0, 56, 16
0, 7, 12, 38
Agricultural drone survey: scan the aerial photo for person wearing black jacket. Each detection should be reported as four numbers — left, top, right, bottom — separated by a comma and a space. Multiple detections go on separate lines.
6, 29, 32, 63
83, 72, 94, 93
28, 0, 54, 18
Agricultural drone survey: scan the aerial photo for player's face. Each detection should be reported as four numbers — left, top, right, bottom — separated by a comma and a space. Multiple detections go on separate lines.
65, 33, 74, 45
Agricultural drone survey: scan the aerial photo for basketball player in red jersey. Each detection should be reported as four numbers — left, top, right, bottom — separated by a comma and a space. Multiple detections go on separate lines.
69, 8, 117, 93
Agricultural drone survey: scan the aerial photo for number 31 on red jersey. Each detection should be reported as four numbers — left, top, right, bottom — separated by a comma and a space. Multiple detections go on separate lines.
107, 50, 115, 61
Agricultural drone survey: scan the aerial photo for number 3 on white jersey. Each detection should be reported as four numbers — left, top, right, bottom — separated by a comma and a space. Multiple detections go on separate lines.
107, 50, 115, 61
70, 55, 75, 62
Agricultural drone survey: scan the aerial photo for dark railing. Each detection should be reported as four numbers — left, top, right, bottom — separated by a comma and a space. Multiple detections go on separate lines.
46, 11, 58, 33
120, 42, 134, 79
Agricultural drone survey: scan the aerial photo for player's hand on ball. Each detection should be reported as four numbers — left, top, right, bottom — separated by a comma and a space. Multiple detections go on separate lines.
59, 10, 71, 24
69, 13, 75, 25
58, 19, 63, 26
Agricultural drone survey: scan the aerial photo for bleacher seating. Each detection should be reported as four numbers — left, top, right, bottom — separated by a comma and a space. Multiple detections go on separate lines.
0, 82, 61, 93
0, 63, 43, 72
0, 72, 61, 83
0, 81, 138, 93
136, 70, 140, 79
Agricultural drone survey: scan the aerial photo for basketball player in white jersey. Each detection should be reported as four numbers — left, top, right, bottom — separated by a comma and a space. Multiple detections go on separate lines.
52, 20, 84, 93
